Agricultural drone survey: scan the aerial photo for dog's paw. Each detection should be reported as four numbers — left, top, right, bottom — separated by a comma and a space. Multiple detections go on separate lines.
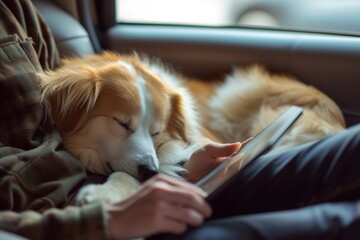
75, 172, 141, 205
75, 184, 118, 205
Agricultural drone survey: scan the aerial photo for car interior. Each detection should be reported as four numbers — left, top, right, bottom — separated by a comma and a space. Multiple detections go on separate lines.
33, 0, 360, 129
0, 0, 356, 239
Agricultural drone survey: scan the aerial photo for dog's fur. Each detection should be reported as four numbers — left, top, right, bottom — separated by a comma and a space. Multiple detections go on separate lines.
186, 66, 345, 150
39, 51, 345, 204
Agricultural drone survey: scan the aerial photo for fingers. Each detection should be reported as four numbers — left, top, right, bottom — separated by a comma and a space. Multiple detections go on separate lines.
145, 175, 212, 217
164, 184, 211, 218
164, 204, 205, 227
137, 174, 212, 235
145, 174, 207, 197
203, 142, 242, 157
203, 138, 254, 158
157, 216, 188, 234
154, 203, 204, 235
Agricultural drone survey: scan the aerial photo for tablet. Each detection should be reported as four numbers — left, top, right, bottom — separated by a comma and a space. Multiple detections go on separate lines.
196, 106, 303, 200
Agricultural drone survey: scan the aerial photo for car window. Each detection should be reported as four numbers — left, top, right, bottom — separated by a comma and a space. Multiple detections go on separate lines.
115, 0, 360, 35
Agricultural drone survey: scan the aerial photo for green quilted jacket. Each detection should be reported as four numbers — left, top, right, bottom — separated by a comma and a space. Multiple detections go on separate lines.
0, 0, 108, 239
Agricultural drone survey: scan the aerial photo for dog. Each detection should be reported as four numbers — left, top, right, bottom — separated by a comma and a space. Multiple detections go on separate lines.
39, 51, 345, 204
185, 65, 346, 151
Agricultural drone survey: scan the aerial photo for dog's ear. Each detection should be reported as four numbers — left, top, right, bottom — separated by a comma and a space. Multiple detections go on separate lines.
39, 66, 99, 134
167, 93, 188, 142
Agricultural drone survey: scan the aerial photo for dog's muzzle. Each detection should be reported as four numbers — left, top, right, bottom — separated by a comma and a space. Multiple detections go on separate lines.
138, 163, 159, 182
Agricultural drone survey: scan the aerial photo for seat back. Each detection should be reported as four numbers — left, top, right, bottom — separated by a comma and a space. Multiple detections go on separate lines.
33, 0, 96, 58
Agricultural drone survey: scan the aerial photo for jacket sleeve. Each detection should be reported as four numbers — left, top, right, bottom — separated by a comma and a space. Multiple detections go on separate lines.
0, 1, 108, 239
0, 0, 60, 70
0, 25, 87, 213
0, 204, 108, 240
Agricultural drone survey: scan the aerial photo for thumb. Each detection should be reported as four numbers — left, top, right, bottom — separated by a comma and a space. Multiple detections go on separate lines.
203, 142, 242, 158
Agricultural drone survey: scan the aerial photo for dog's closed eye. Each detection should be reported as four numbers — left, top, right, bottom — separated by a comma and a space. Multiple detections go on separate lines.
113, 117, 134, 133
151, 131, 160, 137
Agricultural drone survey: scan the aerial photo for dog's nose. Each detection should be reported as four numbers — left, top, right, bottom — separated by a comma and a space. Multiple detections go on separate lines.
138, 164, 158, 182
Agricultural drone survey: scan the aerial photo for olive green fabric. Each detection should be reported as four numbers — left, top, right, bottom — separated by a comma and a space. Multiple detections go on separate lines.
0, 0, 108, 239
0, 204, 107, 240
0, 0, 59, 70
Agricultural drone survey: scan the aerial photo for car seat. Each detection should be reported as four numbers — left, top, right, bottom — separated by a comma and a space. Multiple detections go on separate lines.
33, 0, 100, 58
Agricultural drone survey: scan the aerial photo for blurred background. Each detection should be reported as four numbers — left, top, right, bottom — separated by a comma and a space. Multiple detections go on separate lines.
115, 0, 360, 34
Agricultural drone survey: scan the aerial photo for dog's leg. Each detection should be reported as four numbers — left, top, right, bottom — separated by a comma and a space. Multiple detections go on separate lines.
76, 172, 141, 205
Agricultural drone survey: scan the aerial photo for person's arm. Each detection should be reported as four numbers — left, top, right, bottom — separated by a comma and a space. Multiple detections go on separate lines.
1, 174, 212, 240
0, 0, 60, 70
0, 204, 108, 240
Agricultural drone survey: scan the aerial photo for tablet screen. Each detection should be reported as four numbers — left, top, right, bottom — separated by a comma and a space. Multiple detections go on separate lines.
196, 106, 303, 198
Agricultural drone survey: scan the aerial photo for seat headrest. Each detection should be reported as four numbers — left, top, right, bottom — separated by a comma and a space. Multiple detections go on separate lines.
33, 0, 96, 58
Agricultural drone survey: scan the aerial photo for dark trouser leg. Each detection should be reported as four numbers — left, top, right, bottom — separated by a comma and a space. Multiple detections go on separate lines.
177, 125, 360, 240
209, 124, 360, 218
183, 200, 360, 240
149, 125, 360, 240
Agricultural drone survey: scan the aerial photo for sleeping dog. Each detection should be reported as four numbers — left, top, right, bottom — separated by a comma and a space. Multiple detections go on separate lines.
39, 51, 345, 204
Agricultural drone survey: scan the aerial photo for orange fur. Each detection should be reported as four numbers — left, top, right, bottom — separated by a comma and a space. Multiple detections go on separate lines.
40, 52, 198, 179
186, 65, 345, 150
39, 52, 346, 181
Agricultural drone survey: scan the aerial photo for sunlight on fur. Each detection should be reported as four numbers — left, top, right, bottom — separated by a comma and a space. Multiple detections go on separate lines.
39, 51, 345, 204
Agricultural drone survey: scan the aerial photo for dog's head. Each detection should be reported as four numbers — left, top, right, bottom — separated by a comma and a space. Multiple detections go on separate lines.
40, 52, 201, 181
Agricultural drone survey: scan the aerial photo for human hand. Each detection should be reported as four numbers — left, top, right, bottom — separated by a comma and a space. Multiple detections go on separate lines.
106, 174, 211, 239
182, 142, 242, 183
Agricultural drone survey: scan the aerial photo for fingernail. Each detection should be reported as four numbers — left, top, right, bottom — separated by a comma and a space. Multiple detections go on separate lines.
199, 189, 208, 197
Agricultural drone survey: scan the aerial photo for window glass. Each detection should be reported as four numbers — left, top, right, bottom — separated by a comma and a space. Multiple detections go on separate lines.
115, 0, 360, 34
